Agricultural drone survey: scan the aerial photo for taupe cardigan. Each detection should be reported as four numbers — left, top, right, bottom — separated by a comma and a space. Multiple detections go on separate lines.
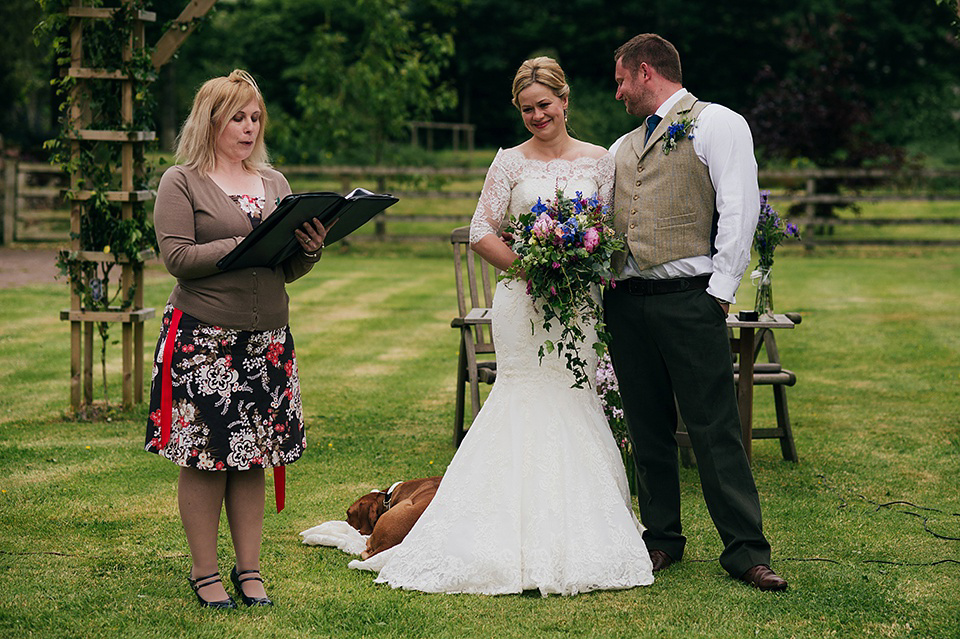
154, 164, 319, 331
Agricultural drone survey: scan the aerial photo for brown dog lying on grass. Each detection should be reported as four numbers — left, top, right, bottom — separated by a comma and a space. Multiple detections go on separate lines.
346, 476, 442, 559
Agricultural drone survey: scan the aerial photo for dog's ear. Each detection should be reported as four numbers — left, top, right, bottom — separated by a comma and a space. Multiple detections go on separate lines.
346, 497, 364, 531
365, 497, 381, 533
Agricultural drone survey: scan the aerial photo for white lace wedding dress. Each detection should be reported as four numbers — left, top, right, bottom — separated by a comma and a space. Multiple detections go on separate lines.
349, 148, 654, 595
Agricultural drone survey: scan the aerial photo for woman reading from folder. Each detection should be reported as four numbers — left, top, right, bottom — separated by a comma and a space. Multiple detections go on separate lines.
145, 69, 327, 609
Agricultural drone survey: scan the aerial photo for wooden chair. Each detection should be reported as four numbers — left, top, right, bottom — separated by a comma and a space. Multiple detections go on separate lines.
450, 226, 499, 446
677, 312, 801, 465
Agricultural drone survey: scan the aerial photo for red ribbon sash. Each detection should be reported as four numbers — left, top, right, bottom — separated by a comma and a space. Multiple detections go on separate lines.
274, 466, 286, 513
157, 308, 183, 450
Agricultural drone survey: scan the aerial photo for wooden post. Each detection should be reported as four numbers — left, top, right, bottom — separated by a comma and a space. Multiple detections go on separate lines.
134, 260, 145, 401
2, 156, 15, 245
84, 322, 94, 405
120, 1, 135, 407
375, 176, 387, 239
69, 4, 85, 411
804, 176, 817, 250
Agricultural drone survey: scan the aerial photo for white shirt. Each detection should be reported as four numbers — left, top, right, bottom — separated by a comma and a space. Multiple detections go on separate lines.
609, 88, 760, 304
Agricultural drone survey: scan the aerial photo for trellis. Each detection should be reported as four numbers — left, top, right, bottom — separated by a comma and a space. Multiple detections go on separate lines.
56, 0, 215, 412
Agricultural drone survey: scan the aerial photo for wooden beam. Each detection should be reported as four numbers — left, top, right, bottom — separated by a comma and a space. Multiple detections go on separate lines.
59, 308, 156, 323
66, 7, 156, 21
151, 0, 218, 70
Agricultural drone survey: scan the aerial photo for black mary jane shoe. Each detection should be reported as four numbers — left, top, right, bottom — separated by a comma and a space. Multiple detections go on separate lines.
188, 572, 237, 609
231, 566, 274, 607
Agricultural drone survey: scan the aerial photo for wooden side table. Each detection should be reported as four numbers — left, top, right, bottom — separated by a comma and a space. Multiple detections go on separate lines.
677, 313, 799, 464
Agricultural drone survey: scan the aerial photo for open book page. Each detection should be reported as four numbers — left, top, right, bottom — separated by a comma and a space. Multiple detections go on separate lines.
346, 187, 375, 199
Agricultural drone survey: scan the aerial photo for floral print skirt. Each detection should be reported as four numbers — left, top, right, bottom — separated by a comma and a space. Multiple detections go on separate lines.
144, 305, 306, 471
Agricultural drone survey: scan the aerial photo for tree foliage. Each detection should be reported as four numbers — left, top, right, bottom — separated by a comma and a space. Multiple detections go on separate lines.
276, 0, 458, 164
160, 0, 459, 165
746, 0, 960, 168
5, 0, 960, 169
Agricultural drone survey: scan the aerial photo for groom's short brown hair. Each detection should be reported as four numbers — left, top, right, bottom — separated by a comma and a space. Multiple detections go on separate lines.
615, 34, 682, 84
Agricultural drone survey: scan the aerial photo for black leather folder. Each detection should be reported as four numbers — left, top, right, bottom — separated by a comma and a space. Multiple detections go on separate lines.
217, 188, 398, 270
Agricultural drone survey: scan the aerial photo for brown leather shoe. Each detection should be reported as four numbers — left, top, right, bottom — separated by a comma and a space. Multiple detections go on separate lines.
740, 565, 788, 591
649, 549, 675, 572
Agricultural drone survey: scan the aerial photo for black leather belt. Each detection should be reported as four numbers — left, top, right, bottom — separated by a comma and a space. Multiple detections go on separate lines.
621, 275, 710, 295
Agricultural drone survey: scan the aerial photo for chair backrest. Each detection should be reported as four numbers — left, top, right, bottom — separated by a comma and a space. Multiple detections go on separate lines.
451, 226, 499, 353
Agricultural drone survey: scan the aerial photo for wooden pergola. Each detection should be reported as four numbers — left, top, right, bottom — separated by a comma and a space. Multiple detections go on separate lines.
61, 0, 215, 411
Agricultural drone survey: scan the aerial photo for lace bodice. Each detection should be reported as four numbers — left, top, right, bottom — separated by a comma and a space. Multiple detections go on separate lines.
469, 148, 616, 244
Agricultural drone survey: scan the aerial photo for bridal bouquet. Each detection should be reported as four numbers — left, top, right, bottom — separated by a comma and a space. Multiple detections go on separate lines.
596, 350, 637, 496
503, 189, 624, 388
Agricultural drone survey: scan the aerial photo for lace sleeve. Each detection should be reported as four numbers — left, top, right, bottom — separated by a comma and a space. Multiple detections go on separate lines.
596, 152, 615, 206
469, 149, 514, 244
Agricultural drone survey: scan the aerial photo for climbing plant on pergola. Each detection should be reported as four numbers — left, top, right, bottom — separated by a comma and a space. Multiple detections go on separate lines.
41, 0, 215, 415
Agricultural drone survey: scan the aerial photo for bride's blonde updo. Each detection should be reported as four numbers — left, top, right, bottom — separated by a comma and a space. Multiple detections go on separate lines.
511, 56, 570, 110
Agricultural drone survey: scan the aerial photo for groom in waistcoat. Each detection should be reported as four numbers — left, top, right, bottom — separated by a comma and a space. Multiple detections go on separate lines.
603, 33, 787, 591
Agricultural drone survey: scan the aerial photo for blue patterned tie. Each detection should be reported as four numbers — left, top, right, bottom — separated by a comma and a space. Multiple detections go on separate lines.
644, 114, 662, 144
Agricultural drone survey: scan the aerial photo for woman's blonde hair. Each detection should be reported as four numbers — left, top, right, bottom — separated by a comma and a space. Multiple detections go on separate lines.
175, 69, 269, 174
511, 56, 570, 110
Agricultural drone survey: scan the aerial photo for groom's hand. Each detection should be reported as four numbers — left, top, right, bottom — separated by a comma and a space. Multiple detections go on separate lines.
714, 298, 730, 314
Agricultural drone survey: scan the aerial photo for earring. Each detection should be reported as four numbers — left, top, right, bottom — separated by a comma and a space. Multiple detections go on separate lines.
564, 109, 568, 122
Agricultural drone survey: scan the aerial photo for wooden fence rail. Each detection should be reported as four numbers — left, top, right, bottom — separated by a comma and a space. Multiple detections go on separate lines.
3, 160, 959, 245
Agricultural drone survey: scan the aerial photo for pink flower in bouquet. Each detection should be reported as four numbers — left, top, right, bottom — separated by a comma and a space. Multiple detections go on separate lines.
532, 213, 554, 239
552, 261, 561, 269
583, 226, 600, 252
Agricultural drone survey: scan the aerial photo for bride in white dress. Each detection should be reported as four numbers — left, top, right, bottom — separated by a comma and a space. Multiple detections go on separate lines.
350, 56, 654, 595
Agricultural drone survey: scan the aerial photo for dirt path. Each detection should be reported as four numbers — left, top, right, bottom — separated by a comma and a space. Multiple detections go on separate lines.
0, 247, 62, 289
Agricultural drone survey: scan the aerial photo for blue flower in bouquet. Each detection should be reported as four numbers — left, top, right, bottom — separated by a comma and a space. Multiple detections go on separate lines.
562, 217, 579, 244
573, 191, 585, 213
503, 188, 624, 388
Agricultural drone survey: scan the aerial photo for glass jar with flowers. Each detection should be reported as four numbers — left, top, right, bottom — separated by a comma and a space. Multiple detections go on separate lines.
752, 191, 801, 319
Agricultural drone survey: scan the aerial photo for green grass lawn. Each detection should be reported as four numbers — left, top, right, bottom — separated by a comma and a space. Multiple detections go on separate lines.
1, 243, 958, 638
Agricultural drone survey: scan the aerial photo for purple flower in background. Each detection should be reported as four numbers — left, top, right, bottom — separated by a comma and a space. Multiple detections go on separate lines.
753, 190, 801, 270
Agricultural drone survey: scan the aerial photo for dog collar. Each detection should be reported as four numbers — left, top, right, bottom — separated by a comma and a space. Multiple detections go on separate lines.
382, 481, 403, 510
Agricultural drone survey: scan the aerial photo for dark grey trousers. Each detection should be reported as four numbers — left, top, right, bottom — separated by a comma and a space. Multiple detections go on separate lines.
604, 284, 771, 577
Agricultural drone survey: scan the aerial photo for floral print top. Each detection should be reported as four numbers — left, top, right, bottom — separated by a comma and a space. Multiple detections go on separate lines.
230, 194, 266, 228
